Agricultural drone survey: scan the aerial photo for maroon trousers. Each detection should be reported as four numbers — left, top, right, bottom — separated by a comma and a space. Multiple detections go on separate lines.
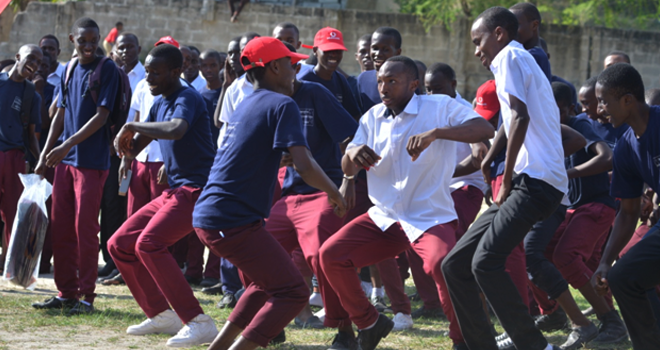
320, 214, 464, 343
127, 160, 169, 217
108, 186, 204, 323
196, 222, 309, 347
52, 164, 108, 303
0, 149, 25, 268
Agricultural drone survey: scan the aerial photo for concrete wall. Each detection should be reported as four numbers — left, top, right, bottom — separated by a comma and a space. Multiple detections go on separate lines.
3, 0, 660, 99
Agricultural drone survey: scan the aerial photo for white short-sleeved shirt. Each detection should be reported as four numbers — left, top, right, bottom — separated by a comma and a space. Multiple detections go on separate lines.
490, 41, 568, 194
190, 74, 207, 93
47, 63, 66, 92
348, 94, 482, 242
217, 74, 254, 147
130, 78, 163, 162
127, 61, 145, 93
450, 92, 489, 194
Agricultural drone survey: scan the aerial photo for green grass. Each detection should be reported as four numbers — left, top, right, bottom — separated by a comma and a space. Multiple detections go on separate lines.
0, 277, 634, 349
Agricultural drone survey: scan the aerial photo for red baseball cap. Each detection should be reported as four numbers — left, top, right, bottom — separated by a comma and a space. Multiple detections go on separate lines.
311, 27, 347, 52
474, 80, 500, 121
155, 36, 179, 48
241, 37, 309, 71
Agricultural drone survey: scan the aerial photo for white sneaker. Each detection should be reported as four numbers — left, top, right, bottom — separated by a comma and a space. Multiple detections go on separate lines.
127, 309, 183, 335
166, 314, 218, 348
392, 312, 413, 331
309, 292, 324, 307
314, 307, 326, 322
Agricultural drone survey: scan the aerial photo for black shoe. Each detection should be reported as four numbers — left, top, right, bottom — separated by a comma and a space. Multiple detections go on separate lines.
452, 343, 469, 350
199, 277, 219, 288
68, 301, 94, 315
201, 282, 224, 295
101, 272, 124, 285
294, 315, 325, 329
217, 292, 237, 309
97, 262, 116, 277
561, 322, 598, 350
411, 306, 446, 320
32, 296, 77, 309
357, 313, 394, 350
535, 307, 569, 332
328, 331, 358, 350
270, 330, 286, 345
407, 292, 420, 302
371, 296, 392, 314
591, 310, 628, 344
496, 336, 516, 350
99, 269, 119, 282
184, 275, 202, 286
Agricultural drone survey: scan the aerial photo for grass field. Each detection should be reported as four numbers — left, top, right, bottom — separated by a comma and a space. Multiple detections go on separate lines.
0, 273, 633, 350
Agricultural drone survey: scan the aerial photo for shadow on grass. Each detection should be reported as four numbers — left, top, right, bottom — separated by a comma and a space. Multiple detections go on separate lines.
38, 307, 145, 321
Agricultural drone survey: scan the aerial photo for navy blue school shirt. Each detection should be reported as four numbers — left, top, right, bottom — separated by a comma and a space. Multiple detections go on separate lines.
565, 116, 615, 209
57, 57, 119, 170
528, 47, 552, 82
193, 89, 309, 231
300, 69, 362, 120
357, 69, 380, 113
0, 73, 42, 151
147, 85, 215, 189
199, 86, 222, 150
39, 82, 56, 148
345, 75, 363, 112
611, 106, 660, 198
283, 81, 358, 196
577, 114, 630, 150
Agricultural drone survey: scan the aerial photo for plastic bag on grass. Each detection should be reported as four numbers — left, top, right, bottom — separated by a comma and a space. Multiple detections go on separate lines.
3, 174, 52, 290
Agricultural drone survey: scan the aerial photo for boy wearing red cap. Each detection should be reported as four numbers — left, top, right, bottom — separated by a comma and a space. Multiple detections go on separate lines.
193, 37, 347, 350
300, 27, 361, 121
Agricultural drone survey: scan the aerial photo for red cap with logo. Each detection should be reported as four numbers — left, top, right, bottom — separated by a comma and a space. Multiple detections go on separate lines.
155, 36, 180, 48
309, 27, 347, 52
241, 37, 309, 71
474, 80, 500, 121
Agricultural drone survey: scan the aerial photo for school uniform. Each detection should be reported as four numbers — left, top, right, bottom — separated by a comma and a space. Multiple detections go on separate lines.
53, 58, 119, 303
108, 85, 215, 324
193, 89, 310, 347
578, 115, 630, 150
528, 46, 552, 82
300, 69, 362, 119
320, 94, 480, 344
0, 72, 41, 263
126, 61, 145, 93
606, 106, 660, 349
47, 63, 65, 92
190, 74, 206, 93
442, 40, 568, 350
356, 69, 379, 113
217, 74, 252, 148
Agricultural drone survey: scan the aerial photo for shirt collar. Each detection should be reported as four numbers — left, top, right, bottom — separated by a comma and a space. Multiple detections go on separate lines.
48, 63, 65, 79
381, 94, 419, 119
127, 61, 145, 77
490, 40, 523, 72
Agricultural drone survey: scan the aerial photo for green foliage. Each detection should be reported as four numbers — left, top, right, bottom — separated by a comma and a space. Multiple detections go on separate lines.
9, 0, 81, 12
396, 0, 660, 31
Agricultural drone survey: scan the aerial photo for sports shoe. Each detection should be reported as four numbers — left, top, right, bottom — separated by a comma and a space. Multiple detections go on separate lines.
407, 292, 420, 301
166, 314, 218, 348
560, 322, 598, 350
411, 305, 445, 319
357, 313, 394, 350
496, 336, 516, 350
127, 309, 183, 335
216, 292, 237, 309
68, 301, 95, 315
270, 330, 286, 345
392, 312, 413, 331
371, 296, 392, 314
535, 308, 569, 332
184, 275, 202, 286
591, 310, 628, 344
201, 283, 223, 296
294, 315, 325, 329
32, 296, 77, 309
328, 331, 358, 350
199, 277, 220, 288
310, 292, 324, 307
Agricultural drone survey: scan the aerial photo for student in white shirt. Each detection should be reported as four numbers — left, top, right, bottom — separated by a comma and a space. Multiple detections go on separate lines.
441, 7, 567, 350
319, 56, 494, 350
39, 35, 65, 91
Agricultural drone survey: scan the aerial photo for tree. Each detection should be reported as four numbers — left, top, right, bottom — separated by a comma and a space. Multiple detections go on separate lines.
395, 0, 660, 31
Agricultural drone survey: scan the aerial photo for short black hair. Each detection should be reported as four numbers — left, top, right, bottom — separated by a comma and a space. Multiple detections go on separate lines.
414, 59, 427, 73
552, 82, 573, 108
242, 32, 261, 42
645, 88, 660, 105
241, 57, 269, 83
475, 7, 518, 41
282, 41, 297, 53
200, 49, 222, 63
40, 34, 60, 48
597, 63, 645, 102
117, 32, 139, 46
149, 44, 184, 70
427, 62, 456, 81
385, 56, 418, 80
189, 45, 200, 56
274, 22, 299, 36
581, 76, 598, 90
373, 27, 402, 49
116, 21, 123, 27
606, 50, 631, 64
358, 33, 372, 44
510, 2, 541, 22
229, 36, 241, 44
72, 17, 99, 33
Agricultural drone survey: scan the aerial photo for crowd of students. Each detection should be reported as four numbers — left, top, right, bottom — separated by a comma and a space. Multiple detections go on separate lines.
0, 3, 659, 350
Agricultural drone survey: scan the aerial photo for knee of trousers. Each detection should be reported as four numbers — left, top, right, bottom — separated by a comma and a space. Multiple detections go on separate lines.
608, 261, 640, 296
319, 243, 346, 271
528, 261, 569, 300
423, 256, 445, 280
441, 251, 471, 281
471, 249, 508, 278
134, 236, 169, 259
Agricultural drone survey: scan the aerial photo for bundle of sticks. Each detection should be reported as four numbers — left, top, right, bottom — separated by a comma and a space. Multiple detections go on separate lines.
4, 200, 48, 288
